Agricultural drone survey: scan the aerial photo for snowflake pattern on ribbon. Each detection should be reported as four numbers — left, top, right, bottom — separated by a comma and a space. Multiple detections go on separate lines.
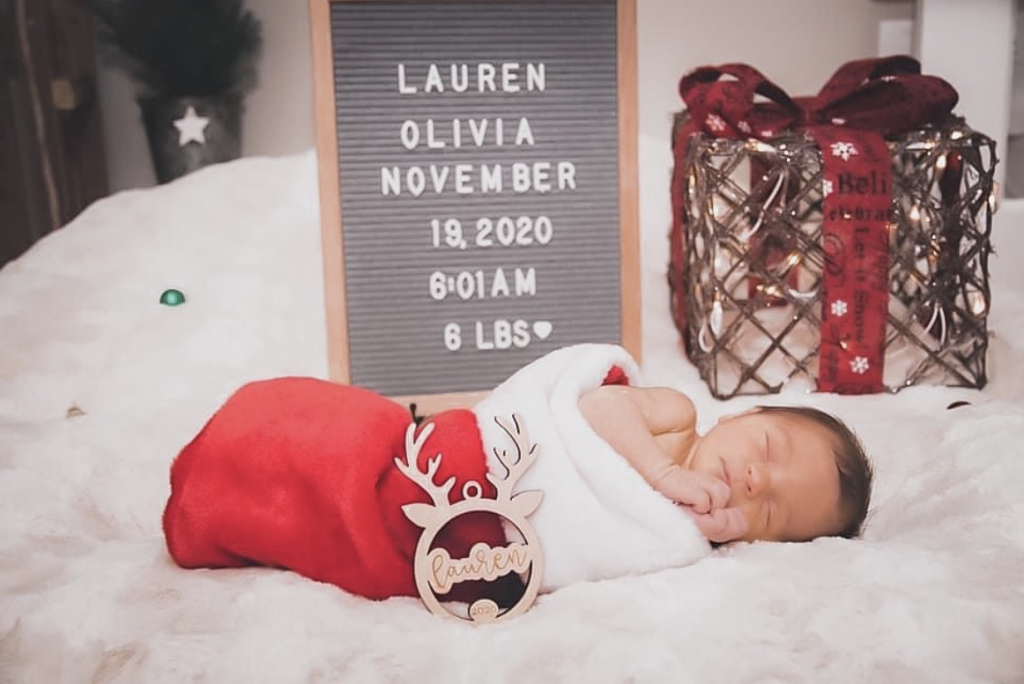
737, 120, 752, 134
830, 141, 858, 162
850, 356, 870, 375
705, 114, 726, 133
672, 57, 991, 398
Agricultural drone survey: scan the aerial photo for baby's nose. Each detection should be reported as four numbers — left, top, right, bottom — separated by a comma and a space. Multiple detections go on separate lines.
745, 462, 769, 499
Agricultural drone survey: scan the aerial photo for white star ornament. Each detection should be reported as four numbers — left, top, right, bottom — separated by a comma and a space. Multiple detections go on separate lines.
173, 106, 210, 146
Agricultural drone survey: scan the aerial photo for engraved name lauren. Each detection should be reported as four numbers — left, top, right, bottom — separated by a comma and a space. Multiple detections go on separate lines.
428, 541, 534, 594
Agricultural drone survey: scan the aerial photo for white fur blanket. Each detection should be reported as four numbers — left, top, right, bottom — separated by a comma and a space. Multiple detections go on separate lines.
1, 151, 1023, 683
476, 344, 710, 592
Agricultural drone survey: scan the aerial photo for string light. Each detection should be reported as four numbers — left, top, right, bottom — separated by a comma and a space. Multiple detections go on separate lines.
710, 297, 723, 335
712, 198, 724, 219
968, 291, 987, 316
679, 126, 992, 398
988, 181, 1001, 214
781, 251, 802, 272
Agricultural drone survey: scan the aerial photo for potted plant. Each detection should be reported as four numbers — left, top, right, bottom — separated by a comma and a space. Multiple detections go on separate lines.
91, 0, 263, 183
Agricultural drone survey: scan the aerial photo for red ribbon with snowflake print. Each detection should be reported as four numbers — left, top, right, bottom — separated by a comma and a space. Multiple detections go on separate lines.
670, 56, 958, 393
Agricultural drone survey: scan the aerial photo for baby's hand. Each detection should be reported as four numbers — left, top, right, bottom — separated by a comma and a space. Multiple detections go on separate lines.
689, 507, 749, 544
650, 465, 749, 543
652, 465, 730, 514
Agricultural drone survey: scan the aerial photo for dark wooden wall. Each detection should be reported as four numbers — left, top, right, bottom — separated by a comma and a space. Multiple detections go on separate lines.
1, 0, 108, 269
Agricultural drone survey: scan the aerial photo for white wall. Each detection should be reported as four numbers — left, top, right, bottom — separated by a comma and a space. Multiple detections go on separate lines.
915, 0, 1014, 190
239, 0, 315, 160
97, 0, 911, 193
637, 0, 912, 143
913, 0, 1021, 292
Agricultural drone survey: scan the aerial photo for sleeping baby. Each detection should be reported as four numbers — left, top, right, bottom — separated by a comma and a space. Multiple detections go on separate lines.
163, 343, 873, 601
578, 385, 873, 544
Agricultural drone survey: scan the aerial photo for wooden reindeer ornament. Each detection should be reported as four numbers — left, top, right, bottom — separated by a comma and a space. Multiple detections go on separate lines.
395, 413, 544, 623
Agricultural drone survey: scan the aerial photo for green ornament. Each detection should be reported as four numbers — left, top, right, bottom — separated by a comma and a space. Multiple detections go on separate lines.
159, 288, 186, 306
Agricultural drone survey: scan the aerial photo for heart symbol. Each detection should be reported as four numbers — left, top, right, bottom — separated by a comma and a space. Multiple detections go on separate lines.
533, 321, 553, 340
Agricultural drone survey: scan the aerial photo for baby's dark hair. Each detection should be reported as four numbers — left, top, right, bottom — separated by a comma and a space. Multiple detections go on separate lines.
758, 405, 873, 539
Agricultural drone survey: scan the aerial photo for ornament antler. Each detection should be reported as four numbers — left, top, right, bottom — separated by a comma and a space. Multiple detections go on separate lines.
394, 422, 456, 509
487, 413, 540, 502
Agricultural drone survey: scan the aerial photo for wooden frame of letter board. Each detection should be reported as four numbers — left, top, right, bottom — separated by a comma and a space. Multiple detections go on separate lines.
310, 0, 640, 415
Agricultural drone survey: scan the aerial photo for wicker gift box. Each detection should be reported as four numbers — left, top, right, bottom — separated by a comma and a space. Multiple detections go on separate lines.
669, 58, 997, 399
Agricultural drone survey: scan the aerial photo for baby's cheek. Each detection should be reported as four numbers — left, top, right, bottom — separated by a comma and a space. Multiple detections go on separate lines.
731, 499, 760, 539
726, 482, 744, 509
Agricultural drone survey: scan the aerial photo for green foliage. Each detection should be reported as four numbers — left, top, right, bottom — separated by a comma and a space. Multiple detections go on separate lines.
92, 0, 263, 98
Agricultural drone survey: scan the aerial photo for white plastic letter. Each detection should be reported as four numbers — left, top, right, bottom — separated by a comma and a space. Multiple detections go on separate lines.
478, 63, 497, 92
526, 63, 546, 92
491, 268, 510, 297
481, 164, 502, 193
512, 320, 531, 348
426, 119, 444, 149
494, 320, 512, 349
475, 321, 494, 350
557, 162, 577, 190
454, 164, 472, 194
450, 64, 468, 93
425, 64, 444, 93
533, 162, 551, 193
398, 64, 416, 94
469, 119, 487, 147
429, 165, 450, 193
515, 268, 536, 296
512, 163, 531, 193
381, 167, 401, 195
407, 167, 426, 197
502, 62, 520, 92
515, 118, 535, 146
400, 120, 419, 150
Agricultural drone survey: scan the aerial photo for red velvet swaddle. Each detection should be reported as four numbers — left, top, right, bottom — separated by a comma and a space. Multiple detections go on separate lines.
162, 377, 505, 600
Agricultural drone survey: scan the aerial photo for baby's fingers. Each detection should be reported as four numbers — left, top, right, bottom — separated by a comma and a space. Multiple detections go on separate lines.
693, 471, 731, 511
691, 507, 749, 544
656, 467, 730, 513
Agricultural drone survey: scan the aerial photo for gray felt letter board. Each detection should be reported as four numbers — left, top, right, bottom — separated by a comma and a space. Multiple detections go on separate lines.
311, 0, 639, 411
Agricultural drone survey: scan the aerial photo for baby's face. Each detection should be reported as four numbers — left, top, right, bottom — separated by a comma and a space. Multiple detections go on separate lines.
685, 409, 843, 542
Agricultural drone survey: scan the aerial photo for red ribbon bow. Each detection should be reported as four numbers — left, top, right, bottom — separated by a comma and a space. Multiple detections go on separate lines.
678, 55, 957, 141
670, 57, 959, 394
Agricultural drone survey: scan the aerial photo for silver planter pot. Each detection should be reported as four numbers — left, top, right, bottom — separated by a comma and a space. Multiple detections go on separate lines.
139, 94, 243, 184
